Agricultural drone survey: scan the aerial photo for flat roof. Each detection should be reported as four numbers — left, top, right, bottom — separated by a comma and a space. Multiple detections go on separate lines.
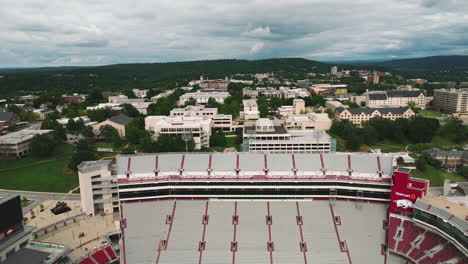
116, 152, 394, 180
0, 130, 53, 144
1, 247, 49, 264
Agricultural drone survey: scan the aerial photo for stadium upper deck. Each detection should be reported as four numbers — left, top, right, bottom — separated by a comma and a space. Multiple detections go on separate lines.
116, 152, 393, 181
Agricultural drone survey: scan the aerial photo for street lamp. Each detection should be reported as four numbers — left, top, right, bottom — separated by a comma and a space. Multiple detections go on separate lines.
181, 132, 193, 153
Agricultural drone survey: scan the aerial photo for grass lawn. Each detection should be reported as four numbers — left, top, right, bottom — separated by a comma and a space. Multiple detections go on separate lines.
95, 142, 114, 148
411, 165, 466, 187
418, 109, 442, 117
369, 142, 406, 153
225, 137, 238, 148
0, 143, 77, 193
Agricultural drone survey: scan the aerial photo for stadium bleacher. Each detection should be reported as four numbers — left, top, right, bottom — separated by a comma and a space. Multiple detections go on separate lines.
121, 199, 389, 264
388, 216, 467, 264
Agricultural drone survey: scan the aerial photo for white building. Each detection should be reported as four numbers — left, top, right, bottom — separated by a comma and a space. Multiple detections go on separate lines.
178, 90, 229, 105
433, 88, 468, 115
278, 99, 306, 117
335, 107, 416, 127
243, 118, 332, 153
145, 115, 213, 149
133, 89, 148, 98
88, 101, 150, 115
285, 113, 332, 131
0, 130, 53, 158
77, 160, 118, 216
363, 90, 431, 109
242, 99, 260, 120
170, 105, 233, 131
279, 87, 310, 98
331, 66, 338, 75
151, 90, 174, 102
57, 116, 94, 126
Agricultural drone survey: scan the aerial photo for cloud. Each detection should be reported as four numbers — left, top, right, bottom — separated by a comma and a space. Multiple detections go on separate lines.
249, 42, 265, 54
0, 0, 466, 66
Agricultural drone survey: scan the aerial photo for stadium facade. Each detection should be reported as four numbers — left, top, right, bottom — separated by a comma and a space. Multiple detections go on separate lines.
78, 153, 468, 264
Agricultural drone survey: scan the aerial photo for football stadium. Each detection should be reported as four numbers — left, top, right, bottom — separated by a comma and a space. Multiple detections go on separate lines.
104, 152, 467, 264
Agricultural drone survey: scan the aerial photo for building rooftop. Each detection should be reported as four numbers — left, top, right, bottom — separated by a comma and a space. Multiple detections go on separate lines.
77, 160, 112, 174
0, 130, 53, 144
336, 107, 411, 115
108, 114, 133, 126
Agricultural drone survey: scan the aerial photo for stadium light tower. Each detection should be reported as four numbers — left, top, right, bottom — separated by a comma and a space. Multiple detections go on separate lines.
182, 132, 193, 152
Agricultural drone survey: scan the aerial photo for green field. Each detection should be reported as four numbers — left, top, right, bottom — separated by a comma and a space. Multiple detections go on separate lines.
369, 142, 406, 153
0, 144, 78, 193
418, 109, 442, 117
411, 165, 465, 187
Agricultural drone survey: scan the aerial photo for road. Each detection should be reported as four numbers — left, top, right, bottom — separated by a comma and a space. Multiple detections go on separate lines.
0, 189, 80, 215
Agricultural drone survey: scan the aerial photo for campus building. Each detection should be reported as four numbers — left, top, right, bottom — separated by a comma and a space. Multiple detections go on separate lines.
241, 99, 260, 120
170, 105, 233, 132
145, 115, 213, 149
243, 118, 332, 153
0, 130, 53, 159
361, 90, 431, 109
93, 114, 133, 137
335, 107, 416, 127
178, 90, 229, 106
278, 99, 306, 117
285, 113, 332, 131
433, 88, 468, 115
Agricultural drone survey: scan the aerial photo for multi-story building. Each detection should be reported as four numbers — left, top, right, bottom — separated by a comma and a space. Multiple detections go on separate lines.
433, 88, 468, 114
170, 105, 218, 117
278, 99, 306, 117
426, 148, 468, 172
409, 78, 428, 85
285, 113, 332, 131
242, 99, 260, 120
331, 66, 338, 75
189, 76, 229, 91
310, 84, 348, 95
279, 87, 309, 98
170, 105, 232, 131
151, 90, 174, 103
132, 89, 148, 98
335, 107, 416, 127
145, 115, 213, 149
178, 90, 229, 106
363, 90, 431, 109
61, 94, 86, 104
366, 74, 379, 84
77, 160, 118, 216
0, 130, 53, 159
243, 118, 332, 153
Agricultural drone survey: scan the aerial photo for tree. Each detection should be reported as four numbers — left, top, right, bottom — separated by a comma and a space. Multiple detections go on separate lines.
99, 125, 117, 139
81, 126, 95, 138
112, 130, 123, 148
415, 157, 427, 171
440, 118, 467, 144
396, 157, 405, 166
209, 129, 227, 147
76, 139, 91, 151
139, 135, 155, 153
30, 134, 56, 157
120, 104, 140, 117
154, 134, 194, 152
86, 90, 104, 105
66, 119, 77, 133
69, 151, 97, 171
184, 97, 197, 107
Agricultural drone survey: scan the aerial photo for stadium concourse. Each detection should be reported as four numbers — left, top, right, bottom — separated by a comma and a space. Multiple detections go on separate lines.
77, 152, 467, 264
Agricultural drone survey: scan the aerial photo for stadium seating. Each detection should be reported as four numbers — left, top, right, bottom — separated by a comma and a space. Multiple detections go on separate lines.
388, 217, 402, 250
104, 246, 117, 259
79, 258, 95, 264
91, 249, 111, 264
388, 217, 467, 264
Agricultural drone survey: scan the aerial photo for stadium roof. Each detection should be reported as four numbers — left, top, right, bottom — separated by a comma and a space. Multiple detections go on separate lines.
116, 152, 394, 180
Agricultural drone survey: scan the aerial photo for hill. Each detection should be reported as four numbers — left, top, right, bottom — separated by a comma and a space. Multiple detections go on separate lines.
358, 55, 468, 70
0, 58, 332, 95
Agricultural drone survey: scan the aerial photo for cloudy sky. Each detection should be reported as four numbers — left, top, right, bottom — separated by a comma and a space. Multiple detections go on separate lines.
1, 0, 467, 67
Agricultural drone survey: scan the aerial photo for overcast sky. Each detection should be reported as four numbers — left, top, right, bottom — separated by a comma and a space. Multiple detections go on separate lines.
1, 0, 467, 67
